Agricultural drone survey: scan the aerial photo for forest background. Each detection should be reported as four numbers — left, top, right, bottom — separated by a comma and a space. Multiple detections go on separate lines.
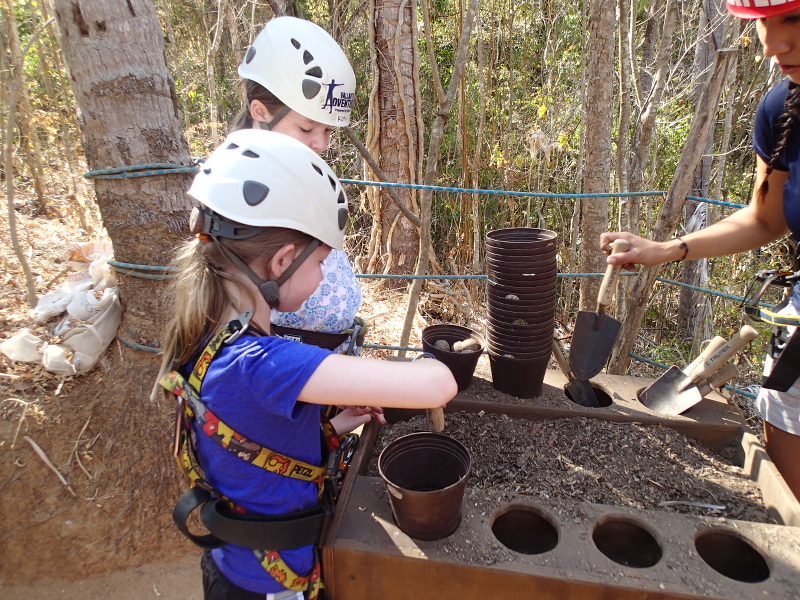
5, 0, 794, 373
0, 0, 796, 586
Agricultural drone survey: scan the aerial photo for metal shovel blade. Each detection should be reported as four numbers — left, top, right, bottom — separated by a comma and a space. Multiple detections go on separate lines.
566, 377, 601, 408
639, 366, 702, 415
569, 311, 622, 380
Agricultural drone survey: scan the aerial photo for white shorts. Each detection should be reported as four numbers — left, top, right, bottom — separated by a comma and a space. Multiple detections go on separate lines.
755, 283, 800, 435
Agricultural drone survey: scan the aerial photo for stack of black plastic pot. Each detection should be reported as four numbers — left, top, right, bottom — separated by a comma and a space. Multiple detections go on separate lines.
485, 228, 558, 398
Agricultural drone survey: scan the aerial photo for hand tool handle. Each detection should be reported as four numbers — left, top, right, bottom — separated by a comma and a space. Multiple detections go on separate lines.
709, 361, 739, 388
597, 239, 631, 313
685, 336, 727, 381
691, 325, 758, 381
427, 408, 445, 432
694, 362, 739, 399
551, 335, 573, 379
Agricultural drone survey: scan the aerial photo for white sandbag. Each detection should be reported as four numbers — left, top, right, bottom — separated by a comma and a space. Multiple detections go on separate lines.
31, 271, 94, 322
0, 328, 44, 364
41, 344, 78, 376
57, 288, 122, 373
66, 288, 105, 321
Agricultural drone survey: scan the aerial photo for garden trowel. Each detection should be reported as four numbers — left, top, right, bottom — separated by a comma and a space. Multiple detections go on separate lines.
552, 334, 601, 408
640, 324, 758, 415
569, 239, 630, 380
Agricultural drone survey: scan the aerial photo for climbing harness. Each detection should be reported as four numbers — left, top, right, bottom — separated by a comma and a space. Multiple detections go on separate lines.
273, 316, 367, 354
742, 269, 800, 327
741, 268, 800, 392
160, 310, 357, 599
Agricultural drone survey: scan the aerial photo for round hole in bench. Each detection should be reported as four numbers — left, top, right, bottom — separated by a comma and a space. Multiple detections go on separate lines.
592, 515, 662, 568
695, 528, 770, 583
564, 384, 612, 408
491, 504, 559, 555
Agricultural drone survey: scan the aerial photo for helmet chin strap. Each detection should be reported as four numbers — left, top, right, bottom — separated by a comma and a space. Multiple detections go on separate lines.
215, 238, 322, 310
257, 106, 292, 131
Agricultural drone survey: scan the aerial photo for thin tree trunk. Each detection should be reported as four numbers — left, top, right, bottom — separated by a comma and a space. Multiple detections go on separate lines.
608, 49, 736, 373
398, 0, 478, 353
577, 0, 615, 311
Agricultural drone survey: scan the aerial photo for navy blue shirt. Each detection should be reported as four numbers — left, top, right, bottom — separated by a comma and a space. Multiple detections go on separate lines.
753, 78, 800, 238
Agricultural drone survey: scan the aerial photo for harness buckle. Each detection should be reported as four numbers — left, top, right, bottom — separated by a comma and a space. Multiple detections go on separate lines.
226, 310, 254, 344
741, 270, 798, 313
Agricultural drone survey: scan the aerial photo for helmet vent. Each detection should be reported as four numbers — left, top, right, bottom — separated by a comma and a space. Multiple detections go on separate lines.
303, 50, 313, 65
305, 66, 322, 79
242, 150, 260, 159
226, 143, 240, 150
291, 38, 301, 50
203, 167, 211, 174
328, 175, 337, 191
243, 180, 270, 206
244, 46, 256, 64
312, 164, 323, 176
302, 79, 321, 99
338, 190, 346, 204
338, 207, 348, 230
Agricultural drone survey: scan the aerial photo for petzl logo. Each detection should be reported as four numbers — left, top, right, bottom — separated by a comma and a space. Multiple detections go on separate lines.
322, 79, 354, 114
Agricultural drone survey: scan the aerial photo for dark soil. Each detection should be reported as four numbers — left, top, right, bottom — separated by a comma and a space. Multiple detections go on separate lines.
367, 411, 772, 524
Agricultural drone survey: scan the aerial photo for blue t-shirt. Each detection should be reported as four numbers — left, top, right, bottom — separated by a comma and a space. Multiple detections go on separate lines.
190, 333, 332, 593
753, 78, 800, 238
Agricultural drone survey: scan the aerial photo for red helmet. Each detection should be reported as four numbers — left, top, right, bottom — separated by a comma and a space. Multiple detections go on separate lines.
726, 0, 800, 19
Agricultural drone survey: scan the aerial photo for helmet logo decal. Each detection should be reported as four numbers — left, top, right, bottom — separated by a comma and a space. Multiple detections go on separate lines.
242, 180, 270, 206
338, 207, 348, 231
322, 79, 353, 115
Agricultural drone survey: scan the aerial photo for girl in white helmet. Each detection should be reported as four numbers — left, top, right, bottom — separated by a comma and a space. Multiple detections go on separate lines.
601, 0, 800, 499
231, 17, 362, 360
157, 130, 456, 600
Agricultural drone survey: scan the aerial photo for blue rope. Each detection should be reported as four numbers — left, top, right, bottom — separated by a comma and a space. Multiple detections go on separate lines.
685, 195, 746, 209
84, 163, 199, 179
655, 276, 774, 308
117, 336, 161, 353
108, 260, 176, 280
341, 179, 666, 199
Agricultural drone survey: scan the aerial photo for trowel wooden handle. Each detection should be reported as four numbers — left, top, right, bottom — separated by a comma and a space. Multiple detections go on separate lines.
709, 361, 739, 388
597, 239, 631, 311
695, 362, 739, 399
685, 336, 727, 381
691, 325, 758, 381
428, 407, 445, 432
551, 335, 573, 379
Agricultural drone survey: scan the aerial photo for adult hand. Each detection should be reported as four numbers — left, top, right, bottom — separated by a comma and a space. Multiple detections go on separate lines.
600, 231, 675, 269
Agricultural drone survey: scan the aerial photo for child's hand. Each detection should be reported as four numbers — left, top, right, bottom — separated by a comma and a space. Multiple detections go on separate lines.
331, 406, 387, 434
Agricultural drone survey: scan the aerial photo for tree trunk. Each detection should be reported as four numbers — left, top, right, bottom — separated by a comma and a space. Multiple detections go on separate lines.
366, 0, 422, 276
52, 0, 194, 350
607, 49, 736, 373
578, 0, 614, 311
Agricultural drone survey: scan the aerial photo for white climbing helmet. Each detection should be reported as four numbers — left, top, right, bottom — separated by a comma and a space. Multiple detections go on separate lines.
238, 16, 356, 127
187, 129, 348, 250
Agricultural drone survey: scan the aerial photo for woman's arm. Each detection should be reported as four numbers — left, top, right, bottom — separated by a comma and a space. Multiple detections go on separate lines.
299, 353, 458, 409
601, 156, 790, 267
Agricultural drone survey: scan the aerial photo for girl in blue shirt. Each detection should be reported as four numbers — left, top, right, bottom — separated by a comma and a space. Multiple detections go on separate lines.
601, 0, 800, 500
157, 130, 457, 600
